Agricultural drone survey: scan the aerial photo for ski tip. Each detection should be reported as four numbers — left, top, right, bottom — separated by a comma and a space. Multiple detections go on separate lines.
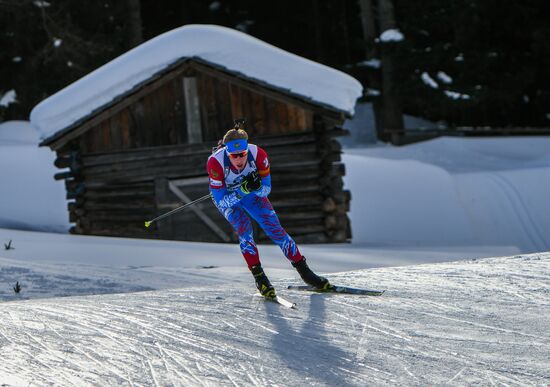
255, 293, 297, 308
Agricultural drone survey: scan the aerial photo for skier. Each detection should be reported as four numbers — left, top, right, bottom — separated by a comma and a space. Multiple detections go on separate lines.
206, 124, 331, 298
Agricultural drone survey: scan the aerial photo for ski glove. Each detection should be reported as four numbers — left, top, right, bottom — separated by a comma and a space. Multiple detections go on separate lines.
239, 171, 262, 196
210, 171, 270, 209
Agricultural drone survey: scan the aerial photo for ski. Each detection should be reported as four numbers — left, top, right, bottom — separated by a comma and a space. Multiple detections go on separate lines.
287, 284, 385, 296
270, 295, 297, 309
255, 293, 297, 308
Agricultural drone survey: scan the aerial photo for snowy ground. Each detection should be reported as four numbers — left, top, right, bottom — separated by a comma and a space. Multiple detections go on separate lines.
343, 136, 550, 252
1, 253, 548, 386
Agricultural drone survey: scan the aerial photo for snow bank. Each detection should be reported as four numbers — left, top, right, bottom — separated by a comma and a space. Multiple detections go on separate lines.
31, 24, 363, 140
343, 137, 550, 252
0, 120, 41, 144
0, 121, 69, 233
380, 28, 405, 42
0, 89, 17, 107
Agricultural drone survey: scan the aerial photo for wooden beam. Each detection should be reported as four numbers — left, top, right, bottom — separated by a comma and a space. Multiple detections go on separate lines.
45, 60, 193, 151
183, 77, 203, 144
155, 177, 174, 239
168, 180, 230, 242
188, 61, 346, 121
171, 176, 209, 186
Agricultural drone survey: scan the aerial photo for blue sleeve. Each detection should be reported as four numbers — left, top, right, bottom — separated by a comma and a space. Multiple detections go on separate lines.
210, 186, 241, 210
254, 175, 271, 197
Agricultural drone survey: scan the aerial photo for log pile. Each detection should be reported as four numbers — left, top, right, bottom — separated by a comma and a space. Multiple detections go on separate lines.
56, 126, 351, 243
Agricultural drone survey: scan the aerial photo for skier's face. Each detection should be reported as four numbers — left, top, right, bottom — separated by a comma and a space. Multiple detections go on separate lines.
229, 150, 248, 170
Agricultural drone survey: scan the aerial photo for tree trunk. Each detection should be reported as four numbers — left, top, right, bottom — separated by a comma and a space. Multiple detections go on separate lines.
357, 0, 383, 138
125, 0, 143, 49
377, 0, 404, 138
340, 1, 351, 64
358, 0, 378, 59
311, 0, 324, 62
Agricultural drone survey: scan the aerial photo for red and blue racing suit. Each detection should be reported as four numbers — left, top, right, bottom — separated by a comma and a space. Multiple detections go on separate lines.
207, 144, 302, 268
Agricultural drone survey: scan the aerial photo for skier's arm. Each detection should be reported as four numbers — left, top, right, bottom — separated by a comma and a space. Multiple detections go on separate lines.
210, 186, 241, 210
254, 146, 271, 197
254, 174, 271, 197
207, 157, 241, 210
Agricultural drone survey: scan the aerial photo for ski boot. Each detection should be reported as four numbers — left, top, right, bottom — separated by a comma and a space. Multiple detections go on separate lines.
250, 265, 276, 299
292, 257, 332, 290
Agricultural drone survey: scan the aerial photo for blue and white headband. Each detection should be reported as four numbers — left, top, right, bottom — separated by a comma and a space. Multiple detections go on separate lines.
225, 139, 248, 153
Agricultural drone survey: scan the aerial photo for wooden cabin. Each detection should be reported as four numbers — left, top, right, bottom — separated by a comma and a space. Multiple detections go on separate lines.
36, 25, 361, 244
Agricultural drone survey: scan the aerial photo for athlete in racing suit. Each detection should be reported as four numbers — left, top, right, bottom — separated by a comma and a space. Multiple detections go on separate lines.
207, 128, 330, 297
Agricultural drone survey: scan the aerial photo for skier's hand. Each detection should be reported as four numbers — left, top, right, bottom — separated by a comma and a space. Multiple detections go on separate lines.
239, 171, 261, 195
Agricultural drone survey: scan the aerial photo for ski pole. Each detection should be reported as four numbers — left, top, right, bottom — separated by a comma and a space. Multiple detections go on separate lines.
144, 193, 212, 228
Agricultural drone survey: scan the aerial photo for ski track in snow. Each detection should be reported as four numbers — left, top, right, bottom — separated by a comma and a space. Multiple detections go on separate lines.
490, 173, 548, 251
0, 254, 549, 386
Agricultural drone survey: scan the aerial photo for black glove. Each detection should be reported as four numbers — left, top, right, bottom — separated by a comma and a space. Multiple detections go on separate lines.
239, 171, 262, 195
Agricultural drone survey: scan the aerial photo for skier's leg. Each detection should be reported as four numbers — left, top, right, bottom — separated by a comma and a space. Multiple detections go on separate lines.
221, 205, 275, 296
221, 206, 259, 268
242, 195, 331, 289
241, 195, 302, 263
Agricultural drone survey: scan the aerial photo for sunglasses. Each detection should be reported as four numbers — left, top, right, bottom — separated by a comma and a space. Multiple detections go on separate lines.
229, 151, 248, 159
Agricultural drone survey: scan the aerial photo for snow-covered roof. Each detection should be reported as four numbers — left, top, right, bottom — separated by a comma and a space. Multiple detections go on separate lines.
31, 24, 363, 144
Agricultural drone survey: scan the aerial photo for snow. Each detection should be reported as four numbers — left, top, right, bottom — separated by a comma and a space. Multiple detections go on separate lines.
421, 72, 439, 89
444, 90, 471, 100
1, 250, 548, 385
0, 121, 69, 232
437, 70, 453, 84
32, 0, 50, 8
344, 137, 550, 252
1, 117, 550, 384
365, 88, 381, 97
209, 1, 221, 11
0, 120, 41, 144
0, 89, 17, 107
379, 29, 404, 42
340, 102, 440, 145
235, 20, 255, 32
420, 73, 468, 99
357, 58, 381, 69
30, 24, 363, 141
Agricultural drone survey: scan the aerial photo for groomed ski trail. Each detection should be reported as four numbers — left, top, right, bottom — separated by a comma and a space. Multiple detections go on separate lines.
0, 253, 548, 386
